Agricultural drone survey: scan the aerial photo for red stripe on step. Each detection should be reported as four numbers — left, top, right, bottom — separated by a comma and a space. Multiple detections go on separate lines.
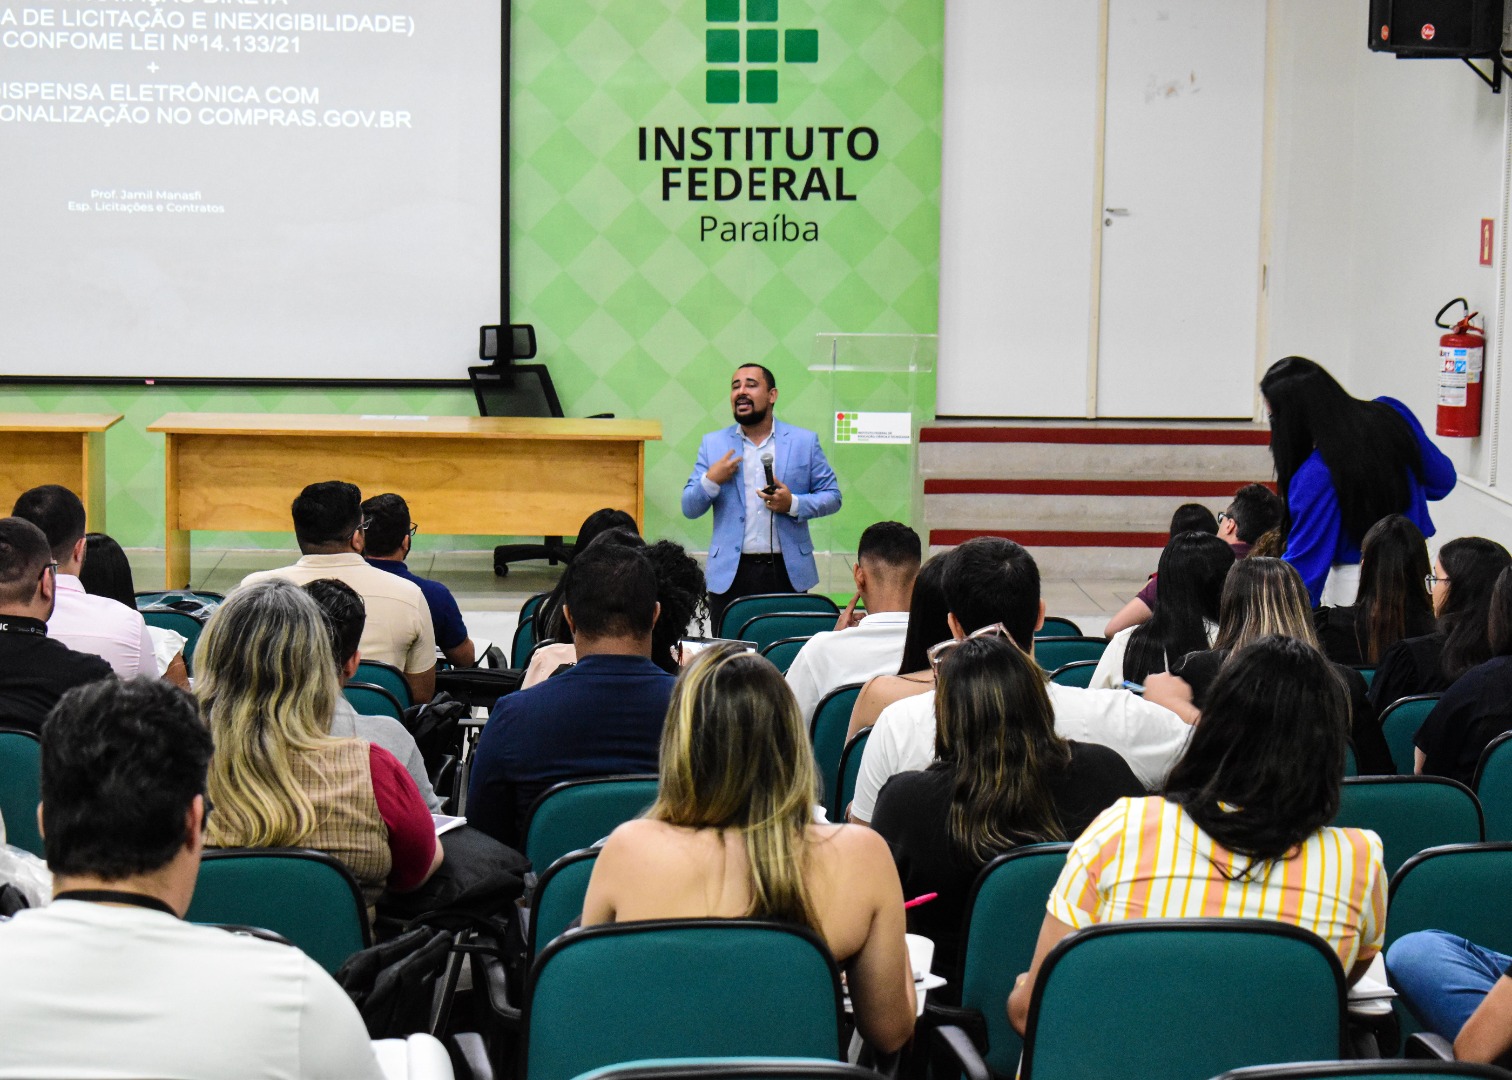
929, 529, 1169, 547
920, 427, 1270, 445
924, 479, 1276, 496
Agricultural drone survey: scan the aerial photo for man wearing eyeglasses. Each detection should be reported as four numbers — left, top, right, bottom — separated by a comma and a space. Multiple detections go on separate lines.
0, 517, 113, 735
360, 493, 479, 669
240, 481, 437, 703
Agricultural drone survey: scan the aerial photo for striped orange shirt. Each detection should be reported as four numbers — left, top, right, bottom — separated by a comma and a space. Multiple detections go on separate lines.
1047, 796, 1387, 970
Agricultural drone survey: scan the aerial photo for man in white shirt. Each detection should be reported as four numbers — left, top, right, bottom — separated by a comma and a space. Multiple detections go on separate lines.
11, 484, 154, 679
847, 536, 1193, 824
241, 481, 437, 703
0, 676, 386, 1080
785, 521, 920, 724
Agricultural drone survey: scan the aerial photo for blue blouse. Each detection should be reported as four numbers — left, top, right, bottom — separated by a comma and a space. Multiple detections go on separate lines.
1282, 397, 1457, 606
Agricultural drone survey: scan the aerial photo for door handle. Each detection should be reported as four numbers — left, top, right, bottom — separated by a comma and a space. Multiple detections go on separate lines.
1104, 208, 1130, 216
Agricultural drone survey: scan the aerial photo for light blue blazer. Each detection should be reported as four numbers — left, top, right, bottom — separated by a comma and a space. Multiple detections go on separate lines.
681, 419, 841, 594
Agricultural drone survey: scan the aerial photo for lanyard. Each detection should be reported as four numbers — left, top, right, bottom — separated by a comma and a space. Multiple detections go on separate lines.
53, 890, 179, 917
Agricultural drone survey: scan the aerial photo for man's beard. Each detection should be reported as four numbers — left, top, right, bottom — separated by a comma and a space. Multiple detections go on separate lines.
734, 403, 769, 427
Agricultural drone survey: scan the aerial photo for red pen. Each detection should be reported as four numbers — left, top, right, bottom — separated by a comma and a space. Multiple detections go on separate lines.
903, 892, 938, 909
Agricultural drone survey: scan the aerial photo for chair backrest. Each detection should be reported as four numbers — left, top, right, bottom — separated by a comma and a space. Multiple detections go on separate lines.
718, 594, 840, 639
809, 683, 864, 817
1333, 777, 1484, 878
524, 776, 660, 871
520, 591, 551, 624
354, 659, 413, 710
835, 727, 872, 820
737, 613, 838, 653
573, 1059, 882, 1080
1048, 660, 1099, 688
0, 729, 43, 857
186, 848, 371, 974
523, 920, 843, 1080
1037, 616, 1083, 638
957, 844, 1072, 1074
1385, 842, 1512, 954
1033, 636, 1108, 672
512, 615, 538, 669
1344, 743, 1359, 778
761, 636, 810, 674
1021, 919, 1346, 1080
140, 608, 206, 671
1378, 694, 1442, 775
530, 847, 600, 958
1215, 1062, 1512, 1079
1350, 665, 1377, 688
1473, 732, 1512, 842
342, 682, 407, 723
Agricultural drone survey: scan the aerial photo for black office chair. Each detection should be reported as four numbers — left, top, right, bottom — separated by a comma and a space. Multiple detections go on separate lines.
469, 324, 614, 577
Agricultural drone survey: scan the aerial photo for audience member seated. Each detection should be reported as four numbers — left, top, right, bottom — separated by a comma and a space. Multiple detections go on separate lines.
535, 507, 639, 643
1008, 636, 1387, 1034
1413, 565, 1512, 785
521, 535, 706, 687
1156, 557, 1386, 771
197, 579, 441, 917
241, 481, 437, 704
360, 493, 478, 669
582, 644, 916, 1053
847, 555, 949, 741
1105, 484, 1281, 637
1389, 930, 1512, 1065
468, 542, 674, 848
786, 521, 920, 724
79, 532, 190, 688
0, 677, 384, 1079
870, 635, 1143, 978
12, 485, 154, 680
1089, 531, 1233, 688
849, 537, 1193, 824
304, 578, 443, 812
1369, 536, 1511, 713
1314, 514, 1435, 667
0, 518, 113, 734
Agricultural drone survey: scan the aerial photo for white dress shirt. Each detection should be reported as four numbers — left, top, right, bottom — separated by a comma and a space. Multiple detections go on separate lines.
784, 610, 910, 724
847, 682, 1193, 822
699, 428, 802, 554
47, 574, 154, 679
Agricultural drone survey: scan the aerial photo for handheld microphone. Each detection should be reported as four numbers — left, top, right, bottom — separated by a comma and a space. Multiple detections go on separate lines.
761, 451, 777, 495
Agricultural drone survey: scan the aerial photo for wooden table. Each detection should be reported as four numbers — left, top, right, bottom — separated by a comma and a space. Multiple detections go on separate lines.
0, 413, 122, 528
147, 413, 663, 588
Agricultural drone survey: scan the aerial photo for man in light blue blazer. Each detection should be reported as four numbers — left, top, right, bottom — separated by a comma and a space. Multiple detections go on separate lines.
682, 364, 842, 626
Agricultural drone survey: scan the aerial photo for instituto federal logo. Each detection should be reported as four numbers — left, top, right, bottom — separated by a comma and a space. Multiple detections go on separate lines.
703, 0, 818, 104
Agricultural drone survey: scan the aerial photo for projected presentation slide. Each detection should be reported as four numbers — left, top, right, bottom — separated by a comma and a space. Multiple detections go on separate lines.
0, 0, 502, 381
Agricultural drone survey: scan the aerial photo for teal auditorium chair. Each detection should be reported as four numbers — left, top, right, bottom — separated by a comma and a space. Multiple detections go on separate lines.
1351, 665, 1378, 688
1473, 732, 1512, 841
932, 844, 1072, 1075
1378, 695, 1442, 775
1049, 660, 1099, 688
573, 1060, 883, 1080
761, 636, 810, 674
810, 683, 864, 816
354, 658, 413, 709
186, 848, 370, 975
718, 593, 839, 639
512, 616, 539, 669
519, 592, 550, 625
1034, 636, 1108, 672
0, 729, 43, 857
1345, 744, 1359, 778
523, 776, 659, 872
1006, 920, 1346, 1080
140, 608, 206, 673
738, 613, 837, 654
522, 920, 844, 1080
1215, 1062, 1512, 1079
1037, 616, 1083, 638
343, 682, 406, 723
1385, 843, 1512, 954
835, 727, 872, 820
529, 847, 601, 959
1333, 777, 1484, 878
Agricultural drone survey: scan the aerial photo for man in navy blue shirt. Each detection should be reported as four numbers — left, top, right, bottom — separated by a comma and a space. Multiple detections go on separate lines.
466, 542, 675, 849
361, 493, 478, 668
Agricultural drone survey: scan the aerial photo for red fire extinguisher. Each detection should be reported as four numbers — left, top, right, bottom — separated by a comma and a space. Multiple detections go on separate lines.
1436, 297, 1486, 438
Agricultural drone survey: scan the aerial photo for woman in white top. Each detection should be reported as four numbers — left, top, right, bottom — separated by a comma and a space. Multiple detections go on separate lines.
1089, 532, 1233, 689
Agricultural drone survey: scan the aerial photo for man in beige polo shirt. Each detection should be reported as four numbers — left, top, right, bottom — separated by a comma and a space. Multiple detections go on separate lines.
240, 481, 436, 703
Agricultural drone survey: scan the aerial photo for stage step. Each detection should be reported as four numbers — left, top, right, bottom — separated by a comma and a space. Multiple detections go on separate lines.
921, 421, 1274, 579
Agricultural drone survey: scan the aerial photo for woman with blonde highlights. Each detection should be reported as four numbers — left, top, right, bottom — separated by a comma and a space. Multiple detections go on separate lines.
582, 644, 917, 1052
197, 579, 441, 913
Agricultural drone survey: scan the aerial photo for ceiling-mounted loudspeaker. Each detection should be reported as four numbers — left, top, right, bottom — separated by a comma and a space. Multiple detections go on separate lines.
1369, 0, 1505, 58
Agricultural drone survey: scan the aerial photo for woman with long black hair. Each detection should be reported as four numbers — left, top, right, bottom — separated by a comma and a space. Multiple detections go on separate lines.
1314, 514, 1436, 667
1260, 357, 1455, 607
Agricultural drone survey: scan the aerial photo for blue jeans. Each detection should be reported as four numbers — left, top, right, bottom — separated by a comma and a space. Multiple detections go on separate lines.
1387, 930, 1511, 1039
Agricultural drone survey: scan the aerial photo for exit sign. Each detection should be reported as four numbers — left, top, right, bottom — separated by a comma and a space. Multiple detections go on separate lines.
1482, 218, 1495, 266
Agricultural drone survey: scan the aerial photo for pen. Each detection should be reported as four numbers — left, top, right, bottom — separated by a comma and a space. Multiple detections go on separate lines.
903, 892, 938, 910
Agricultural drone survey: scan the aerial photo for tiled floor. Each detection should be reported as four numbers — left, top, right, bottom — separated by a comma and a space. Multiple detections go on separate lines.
126, 548, 1151, 643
